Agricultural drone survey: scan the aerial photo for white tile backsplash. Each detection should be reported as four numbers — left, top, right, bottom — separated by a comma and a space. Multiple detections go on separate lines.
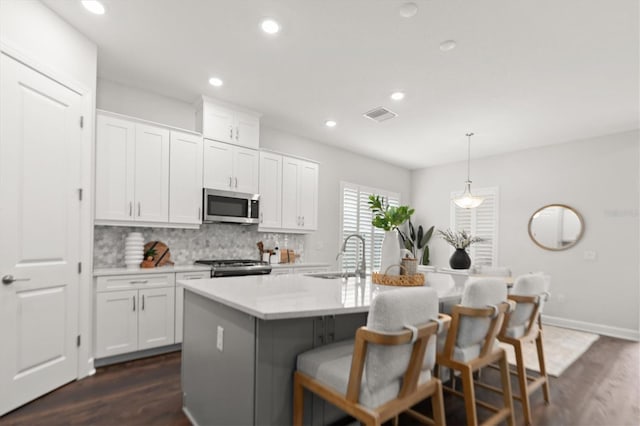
93, 224, 304, 268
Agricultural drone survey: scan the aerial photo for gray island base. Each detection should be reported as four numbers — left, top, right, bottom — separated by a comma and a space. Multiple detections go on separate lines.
180, 274, 462, 425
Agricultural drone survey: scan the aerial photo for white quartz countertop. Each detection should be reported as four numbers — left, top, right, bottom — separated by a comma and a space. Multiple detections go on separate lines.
94, 265, 212, 277
181, 274, 465, 320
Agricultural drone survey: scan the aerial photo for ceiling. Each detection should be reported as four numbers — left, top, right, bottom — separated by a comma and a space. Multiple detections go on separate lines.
43, 0, 639, 169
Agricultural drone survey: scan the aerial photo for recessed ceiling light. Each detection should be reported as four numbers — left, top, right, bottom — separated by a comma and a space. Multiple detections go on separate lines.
325, 120, 337, 128
261, 19, 281, 34
399, 2, 418, 18
390, 92, 405, 101
81, 0, 105, 15
440, 40, 457, 52
208, 77, 223, 87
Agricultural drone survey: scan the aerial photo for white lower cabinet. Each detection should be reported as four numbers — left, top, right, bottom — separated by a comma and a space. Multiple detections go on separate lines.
94, 273, 176, 359
174, 271, 211, 343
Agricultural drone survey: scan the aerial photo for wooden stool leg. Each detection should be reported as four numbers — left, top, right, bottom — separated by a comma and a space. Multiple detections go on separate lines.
499, 352, 516, 426
432, 379, 446, 426
536, 331, 551, 404
514, 341, 532, 425
461, 366, 478, 426
293, 373, 304, 426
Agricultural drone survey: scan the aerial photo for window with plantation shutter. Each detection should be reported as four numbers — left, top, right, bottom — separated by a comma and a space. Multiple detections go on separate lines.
450, 187, 499, 266
340, 182, 400, 273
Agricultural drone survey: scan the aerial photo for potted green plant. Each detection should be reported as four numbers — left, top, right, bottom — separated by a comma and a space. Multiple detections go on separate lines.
437, 228, 484, 269
368, 195, 414, 274
400, 220, 435, 265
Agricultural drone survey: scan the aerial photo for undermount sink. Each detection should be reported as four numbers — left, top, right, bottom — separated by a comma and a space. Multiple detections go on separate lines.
304, 271, 358, 279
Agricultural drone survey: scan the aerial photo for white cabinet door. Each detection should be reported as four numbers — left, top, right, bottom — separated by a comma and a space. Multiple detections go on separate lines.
138, 287, 175, 350
233, 110, 260, 149
234, 146, 259, 194
299, 160, 319, 230
202, 103, 234, 143
203, 139, 234, 190
134, 124, 170, 222
95, 115, 135, 221
258, 152, 282, 228
169, 131, 202, 224
95, 290, 138, 358
174, 271, 210, 343
0, 54, 83, 415
281, 157, 301, 229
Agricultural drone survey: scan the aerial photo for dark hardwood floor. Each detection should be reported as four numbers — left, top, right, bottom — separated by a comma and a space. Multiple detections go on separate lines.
2, 336, 638, 426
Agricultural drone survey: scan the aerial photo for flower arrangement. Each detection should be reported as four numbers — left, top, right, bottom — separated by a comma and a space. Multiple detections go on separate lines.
437, 229, 484, 249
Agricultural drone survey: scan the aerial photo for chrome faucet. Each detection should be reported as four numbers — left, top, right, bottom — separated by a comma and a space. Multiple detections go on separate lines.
336, 234, 367, 279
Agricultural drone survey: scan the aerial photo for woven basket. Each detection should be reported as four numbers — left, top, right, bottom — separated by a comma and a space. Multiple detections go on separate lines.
371, 265, 425, 287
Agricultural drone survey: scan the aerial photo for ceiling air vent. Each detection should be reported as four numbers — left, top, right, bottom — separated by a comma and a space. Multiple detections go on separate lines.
363, 106, 398, 122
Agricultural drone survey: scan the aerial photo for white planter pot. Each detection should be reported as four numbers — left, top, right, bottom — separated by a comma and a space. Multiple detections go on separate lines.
380, 229, 402, 275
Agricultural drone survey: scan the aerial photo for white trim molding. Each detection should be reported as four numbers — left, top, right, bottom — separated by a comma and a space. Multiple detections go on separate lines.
542, 315, 639, 342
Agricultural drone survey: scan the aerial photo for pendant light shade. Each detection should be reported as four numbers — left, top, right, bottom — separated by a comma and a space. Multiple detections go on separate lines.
454, 133, 484, 209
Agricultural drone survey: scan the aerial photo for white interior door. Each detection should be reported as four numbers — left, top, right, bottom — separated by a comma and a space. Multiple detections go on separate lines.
0, 53, 82, 415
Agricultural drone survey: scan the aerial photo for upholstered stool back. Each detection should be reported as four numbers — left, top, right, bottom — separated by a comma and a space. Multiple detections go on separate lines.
364, 287, 439, 396
508, 273, 549, 331
457, 278, 507, 349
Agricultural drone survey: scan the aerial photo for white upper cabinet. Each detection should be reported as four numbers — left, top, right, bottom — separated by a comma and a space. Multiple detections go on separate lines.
95, 115, 135, 221
203, 140, 259, 194
258, 152, 282, 229
266, 154, 319, 232
201, 102, 234, 144
169, 130, 203, 224
134, 124, 170, 222
196, 96, 261, 149
95, 111, 202, 228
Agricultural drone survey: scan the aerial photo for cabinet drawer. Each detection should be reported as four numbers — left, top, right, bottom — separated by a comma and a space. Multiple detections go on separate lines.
175, 271, 210, 282
96, 273, 175, 292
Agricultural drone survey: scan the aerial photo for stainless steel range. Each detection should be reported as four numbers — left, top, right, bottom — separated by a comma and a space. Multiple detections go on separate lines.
194, 259, 272, 277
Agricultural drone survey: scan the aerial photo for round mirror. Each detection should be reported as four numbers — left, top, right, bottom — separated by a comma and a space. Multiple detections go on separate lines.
528, 204, 584, 251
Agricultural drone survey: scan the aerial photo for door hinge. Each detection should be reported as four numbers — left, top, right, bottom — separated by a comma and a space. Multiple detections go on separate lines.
80, 116, 84, 129
78, 188, 83, 201
77, 335, 81, 347
78, 262, 82, 274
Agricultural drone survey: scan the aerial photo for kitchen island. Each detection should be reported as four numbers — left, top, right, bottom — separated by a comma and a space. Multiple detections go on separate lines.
180, 274, 463, 426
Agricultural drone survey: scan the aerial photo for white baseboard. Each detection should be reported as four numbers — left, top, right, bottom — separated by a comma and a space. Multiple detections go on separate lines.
542, 315, 639, 341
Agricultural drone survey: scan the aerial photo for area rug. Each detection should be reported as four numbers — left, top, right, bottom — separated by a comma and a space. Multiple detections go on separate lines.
499, 325, 599, 377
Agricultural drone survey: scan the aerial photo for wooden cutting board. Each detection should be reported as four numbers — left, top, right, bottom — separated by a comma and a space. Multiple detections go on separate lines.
142, 241, 174, 268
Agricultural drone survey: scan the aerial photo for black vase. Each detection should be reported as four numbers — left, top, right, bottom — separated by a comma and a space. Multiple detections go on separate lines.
449, 248, 471, 269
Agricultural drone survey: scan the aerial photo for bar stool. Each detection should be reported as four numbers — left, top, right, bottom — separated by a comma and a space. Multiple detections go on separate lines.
293, 287, 450, 426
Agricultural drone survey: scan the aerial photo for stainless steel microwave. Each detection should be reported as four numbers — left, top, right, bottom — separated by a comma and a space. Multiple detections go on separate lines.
202, 188, 260, 224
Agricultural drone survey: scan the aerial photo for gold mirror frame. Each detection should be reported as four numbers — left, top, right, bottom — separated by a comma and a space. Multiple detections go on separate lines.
528, 204, 584, 251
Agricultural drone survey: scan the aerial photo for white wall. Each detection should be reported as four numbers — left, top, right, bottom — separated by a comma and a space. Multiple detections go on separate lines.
411, 130, 640, 339
97, 78, 196, 130
1, 0, 98, 376
260, 126, 411, 266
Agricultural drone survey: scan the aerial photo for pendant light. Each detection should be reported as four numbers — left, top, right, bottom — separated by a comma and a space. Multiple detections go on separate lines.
454, 133, 484, 209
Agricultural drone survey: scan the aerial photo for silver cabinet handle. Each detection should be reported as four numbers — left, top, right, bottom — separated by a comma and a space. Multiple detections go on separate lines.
228, 177, 233, 188
2, 274, 30, 285
198, 207, 201, 220
129, 280, 148, 284
133, 295, 136, 311
229, 126, 233, 139
129, 202, 133, 217
142, 294, 145, 310
234, 177, 238, 188
236, 126, 239, 141
137, 202, 141, 217
302, 216, 305, 227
